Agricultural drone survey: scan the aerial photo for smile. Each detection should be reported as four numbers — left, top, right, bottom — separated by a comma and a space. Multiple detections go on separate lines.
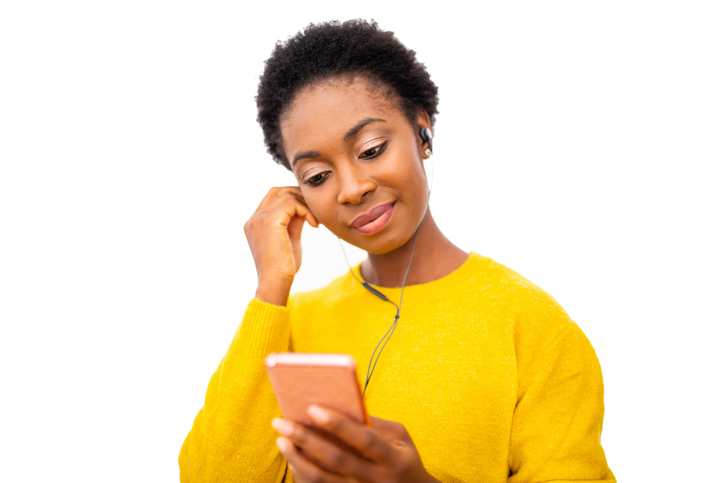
350, 202, 396, 235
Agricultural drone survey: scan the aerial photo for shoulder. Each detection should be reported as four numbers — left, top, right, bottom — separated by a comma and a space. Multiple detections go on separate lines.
471, 254, 557, 301
466, 253, 580, 356
481, 257, 598, 383
467, 253, 572, 322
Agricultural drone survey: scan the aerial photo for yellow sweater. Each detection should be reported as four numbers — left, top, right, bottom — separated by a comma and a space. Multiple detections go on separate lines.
179, 253, 615, 482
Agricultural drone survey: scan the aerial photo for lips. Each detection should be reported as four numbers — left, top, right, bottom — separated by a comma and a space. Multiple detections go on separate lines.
350, 201, 396, 235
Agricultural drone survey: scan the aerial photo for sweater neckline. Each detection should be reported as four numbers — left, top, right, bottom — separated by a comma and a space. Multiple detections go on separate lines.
350, 251, 486, 296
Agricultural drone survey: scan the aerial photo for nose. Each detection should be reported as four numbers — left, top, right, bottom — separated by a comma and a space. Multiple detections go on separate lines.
336, 163, 376, 205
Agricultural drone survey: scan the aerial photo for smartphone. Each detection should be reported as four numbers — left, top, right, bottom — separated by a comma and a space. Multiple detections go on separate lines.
265, 353, 370, 428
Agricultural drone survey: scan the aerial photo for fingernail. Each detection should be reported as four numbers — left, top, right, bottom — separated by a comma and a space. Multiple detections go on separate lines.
308, 405, 330, 424
276, 437, 288, 452
272, 418, 294, 436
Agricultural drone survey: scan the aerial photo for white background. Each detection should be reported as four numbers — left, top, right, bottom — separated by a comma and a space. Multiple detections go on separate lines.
1, 1, 722, 482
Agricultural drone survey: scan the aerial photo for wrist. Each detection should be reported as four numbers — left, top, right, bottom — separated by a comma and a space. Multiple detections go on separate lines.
255, 279, 292, 307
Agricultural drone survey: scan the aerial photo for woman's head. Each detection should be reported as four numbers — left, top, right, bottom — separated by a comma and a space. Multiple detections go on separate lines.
256, 19, 439, 170
280, 75, 432, 254
256, 20, 439, 254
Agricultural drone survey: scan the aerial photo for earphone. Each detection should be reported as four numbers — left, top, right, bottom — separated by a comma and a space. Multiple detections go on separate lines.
420, 128, 434, 193
337, 126, 434, 398
420, 127, 433, 154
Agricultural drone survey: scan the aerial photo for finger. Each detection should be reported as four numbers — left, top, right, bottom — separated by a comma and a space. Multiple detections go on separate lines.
260, 193, 320, 229
307, 406, 393, 464
305, 210, 320, 228
255, 186, 303, 211
369, 416, 411, 443
287, 214, 305, 243
273, 418, 373, 480
276, 197, 316, 229
276, 437, 349, 483
287, 196, 319, 228
257, 190, 307, 216
256, 189, 319, 228
251, 196, 312, 233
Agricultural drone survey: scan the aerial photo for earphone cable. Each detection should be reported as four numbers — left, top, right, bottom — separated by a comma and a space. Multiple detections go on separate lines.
338, 239, 400, 393
427, 154, 435, 201
363, 309, 398, 394
337, 208, 426, 397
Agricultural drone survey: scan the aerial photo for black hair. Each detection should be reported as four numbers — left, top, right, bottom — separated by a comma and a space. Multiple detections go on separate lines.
256, 19, 439, 170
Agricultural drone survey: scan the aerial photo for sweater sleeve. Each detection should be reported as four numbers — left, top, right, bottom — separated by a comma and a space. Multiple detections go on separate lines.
508, 323, 616, 483
179, 299, 290, 483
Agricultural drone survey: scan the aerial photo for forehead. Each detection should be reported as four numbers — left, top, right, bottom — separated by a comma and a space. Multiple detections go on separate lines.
280, 77, 405, 154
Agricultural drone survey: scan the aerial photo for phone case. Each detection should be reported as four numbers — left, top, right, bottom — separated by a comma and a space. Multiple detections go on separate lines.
265, 353, 370, 427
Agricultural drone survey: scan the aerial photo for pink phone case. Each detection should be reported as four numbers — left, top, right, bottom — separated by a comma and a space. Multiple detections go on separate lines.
265, 353, 370, 427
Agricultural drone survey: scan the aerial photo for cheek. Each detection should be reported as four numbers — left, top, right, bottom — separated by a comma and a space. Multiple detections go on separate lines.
382, 150, 427, 198
301, 191, 337, 226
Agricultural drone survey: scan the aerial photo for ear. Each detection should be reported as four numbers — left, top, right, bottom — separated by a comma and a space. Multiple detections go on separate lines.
416, 109, 433, 152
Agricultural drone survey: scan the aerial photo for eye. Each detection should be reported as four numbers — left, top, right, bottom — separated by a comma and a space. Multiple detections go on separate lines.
304, 171, 330, 187
359, 141, 388, 159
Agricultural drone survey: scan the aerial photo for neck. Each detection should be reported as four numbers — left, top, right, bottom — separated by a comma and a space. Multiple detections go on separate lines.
360, 210, 468, 288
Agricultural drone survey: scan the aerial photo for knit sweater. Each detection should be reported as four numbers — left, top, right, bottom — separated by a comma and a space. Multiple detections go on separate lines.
179, 252, 616, 482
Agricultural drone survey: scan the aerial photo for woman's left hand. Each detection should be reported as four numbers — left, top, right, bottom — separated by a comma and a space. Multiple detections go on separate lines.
272, 406, 440, 483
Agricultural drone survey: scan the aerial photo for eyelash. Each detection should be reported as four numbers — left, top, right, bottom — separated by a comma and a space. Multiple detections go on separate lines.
303, 141, 389, 187
304, 172, 330, 186
359, 140, 388, 159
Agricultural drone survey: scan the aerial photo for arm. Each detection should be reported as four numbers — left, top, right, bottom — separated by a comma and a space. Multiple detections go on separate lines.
508, 324, 616, 483
180, 186, 318, 482
179, 299, 290, 482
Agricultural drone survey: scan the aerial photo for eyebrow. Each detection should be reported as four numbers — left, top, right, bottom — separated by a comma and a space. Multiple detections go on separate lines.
291, 149, 321, 168
343, 117, 386, 140
290, 117, 387, 168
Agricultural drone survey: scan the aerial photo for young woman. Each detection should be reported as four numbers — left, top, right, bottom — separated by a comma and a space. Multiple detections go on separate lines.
179, 20, 616, 483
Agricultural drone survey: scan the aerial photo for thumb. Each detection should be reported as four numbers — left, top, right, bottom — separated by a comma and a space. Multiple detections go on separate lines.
369, 417, 404, 441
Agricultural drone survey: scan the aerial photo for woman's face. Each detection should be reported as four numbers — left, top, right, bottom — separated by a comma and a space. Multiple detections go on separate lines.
280, 76, 431, 255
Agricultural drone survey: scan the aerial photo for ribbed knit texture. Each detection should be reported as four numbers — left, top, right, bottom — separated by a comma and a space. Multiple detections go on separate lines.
179, 253, 615, 482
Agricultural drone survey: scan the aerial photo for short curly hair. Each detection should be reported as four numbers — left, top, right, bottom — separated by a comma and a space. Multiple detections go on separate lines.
256, 19, 439, 170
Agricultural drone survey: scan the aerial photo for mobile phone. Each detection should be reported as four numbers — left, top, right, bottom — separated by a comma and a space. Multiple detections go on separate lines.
264, 353, 370, 428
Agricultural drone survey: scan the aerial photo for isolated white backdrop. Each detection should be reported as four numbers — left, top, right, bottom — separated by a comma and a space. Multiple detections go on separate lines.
1, 1, 722, 482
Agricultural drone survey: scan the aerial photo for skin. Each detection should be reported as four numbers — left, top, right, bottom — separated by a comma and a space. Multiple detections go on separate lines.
244, 75, 468, 482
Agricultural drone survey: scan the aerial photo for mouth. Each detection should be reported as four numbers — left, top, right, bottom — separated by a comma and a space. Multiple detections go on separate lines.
350, 201, 396, 235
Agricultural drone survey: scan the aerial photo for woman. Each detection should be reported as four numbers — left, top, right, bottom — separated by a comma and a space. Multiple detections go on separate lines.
179, 20, 615, 483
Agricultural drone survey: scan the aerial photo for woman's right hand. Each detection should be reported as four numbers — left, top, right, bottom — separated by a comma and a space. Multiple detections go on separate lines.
244, 187, 319, 306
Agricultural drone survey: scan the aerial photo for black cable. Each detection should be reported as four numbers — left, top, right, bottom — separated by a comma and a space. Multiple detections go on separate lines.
338, 209, 426, 397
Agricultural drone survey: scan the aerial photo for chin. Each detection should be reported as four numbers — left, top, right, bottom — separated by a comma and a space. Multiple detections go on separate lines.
341, 227, 415, 255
